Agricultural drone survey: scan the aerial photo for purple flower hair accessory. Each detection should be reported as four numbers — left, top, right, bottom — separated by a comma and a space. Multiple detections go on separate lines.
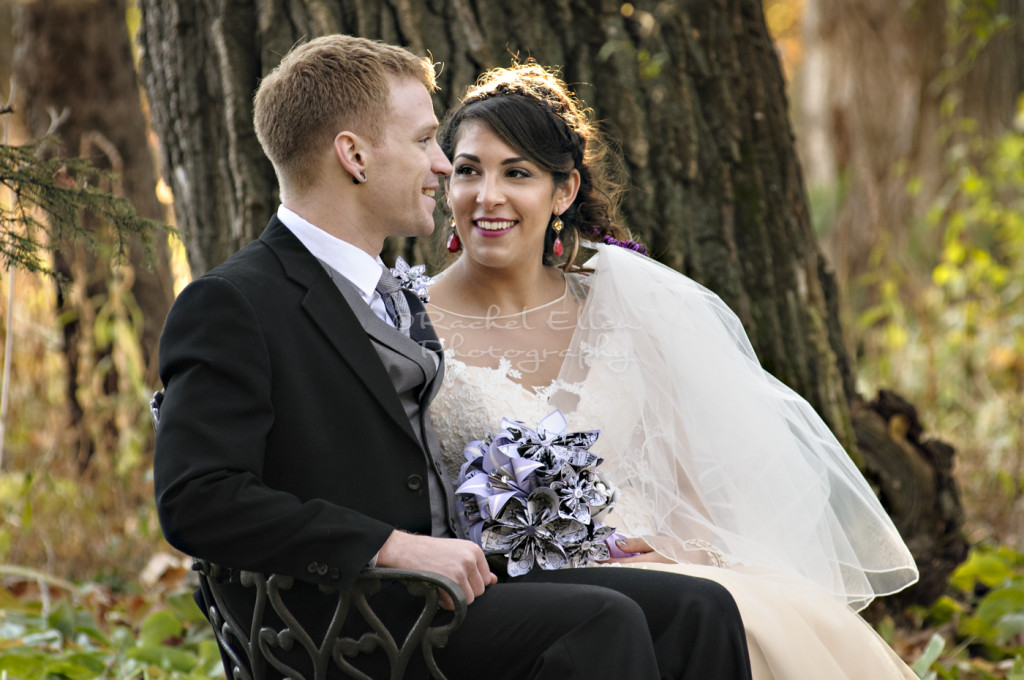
599, 234, 647, 255
583, 226, 647, 255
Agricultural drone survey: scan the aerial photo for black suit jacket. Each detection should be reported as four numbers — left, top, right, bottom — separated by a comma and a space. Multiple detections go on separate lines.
154, 216, 442, 589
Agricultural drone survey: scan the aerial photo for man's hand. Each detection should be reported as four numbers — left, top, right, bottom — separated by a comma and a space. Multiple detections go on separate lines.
377, 531, 497, 610
600, 536, 675, 565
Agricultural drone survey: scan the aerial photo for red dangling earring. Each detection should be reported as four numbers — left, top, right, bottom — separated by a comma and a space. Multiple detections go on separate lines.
446, 218, 461, 252
551, 215, 564, 257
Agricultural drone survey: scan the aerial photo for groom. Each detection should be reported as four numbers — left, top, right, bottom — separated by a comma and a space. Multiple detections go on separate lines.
153, 34, 752, 680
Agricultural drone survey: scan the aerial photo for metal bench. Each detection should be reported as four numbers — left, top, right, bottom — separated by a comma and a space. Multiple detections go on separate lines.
193, 559, 466, 680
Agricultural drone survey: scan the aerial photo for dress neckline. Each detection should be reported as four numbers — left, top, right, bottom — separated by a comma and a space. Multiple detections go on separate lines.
428, 280, 569, 320
442, 350, 583, 402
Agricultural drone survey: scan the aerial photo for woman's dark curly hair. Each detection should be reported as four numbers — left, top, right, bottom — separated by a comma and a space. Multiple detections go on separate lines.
439, 62, 645, 270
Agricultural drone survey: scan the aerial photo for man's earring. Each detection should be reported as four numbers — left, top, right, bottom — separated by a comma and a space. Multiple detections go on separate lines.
551, 215, 564, 257
352, 172, 367, 185
446, 218, 461, 252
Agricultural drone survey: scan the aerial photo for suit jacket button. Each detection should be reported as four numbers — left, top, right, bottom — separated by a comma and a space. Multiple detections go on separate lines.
307, 561, 319, 574
317, 564, 328, 576
406, 474, 423, 491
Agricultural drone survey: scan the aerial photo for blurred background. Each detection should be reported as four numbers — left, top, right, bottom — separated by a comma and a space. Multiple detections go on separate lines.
0, 0, 1022, 677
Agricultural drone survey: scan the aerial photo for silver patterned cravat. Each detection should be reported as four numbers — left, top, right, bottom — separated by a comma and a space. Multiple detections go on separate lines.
375, 265, 412, 335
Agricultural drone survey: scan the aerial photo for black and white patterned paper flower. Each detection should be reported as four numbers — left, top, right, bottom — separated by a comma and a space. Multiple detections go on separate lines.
550, 465, 608, 523
390, 256, 435, 303
566, 524, 615, 568
480, 489, 588, 577
502, 411, 601, 477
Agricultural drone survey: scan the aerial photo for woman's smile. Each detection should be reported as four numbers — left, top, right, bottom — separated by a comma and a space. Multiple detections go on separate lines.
474, 217, 519, 236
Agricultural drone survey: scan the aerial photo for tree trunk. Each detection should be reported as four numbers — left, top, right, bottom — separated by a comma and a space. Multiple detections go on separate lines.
13, 0, 175, 467
136, 0, 964, 610
136, 1, 276, 276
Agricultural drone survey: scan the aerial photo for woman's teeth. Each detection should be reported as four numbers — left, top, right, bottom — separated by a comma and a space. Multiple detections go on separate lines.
476, 220, 516, 230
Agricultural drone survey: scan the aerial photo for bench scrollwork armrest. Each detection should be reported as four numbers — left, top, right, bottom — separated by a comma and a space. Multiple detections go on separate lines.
193, 559, 467, 680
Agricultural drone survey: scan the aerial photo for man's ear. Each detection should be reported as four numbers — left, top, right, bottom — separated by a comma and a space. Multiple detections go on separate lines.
555, 168, 582, 214
334, 131, 368, 183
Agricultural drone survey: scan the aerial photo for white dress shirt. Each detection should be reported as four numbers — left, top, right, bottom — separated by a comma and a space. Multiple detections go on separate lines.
277, 205, 395, 329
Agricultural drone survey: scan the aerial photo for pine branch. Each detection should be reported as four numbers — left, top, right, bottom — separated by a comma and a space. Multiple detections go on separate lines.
0, 135, 170, 281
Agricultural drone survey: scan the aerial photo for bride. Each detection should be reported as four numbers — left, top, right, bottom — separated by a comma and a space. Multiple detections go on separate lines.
424, 63, 920, 679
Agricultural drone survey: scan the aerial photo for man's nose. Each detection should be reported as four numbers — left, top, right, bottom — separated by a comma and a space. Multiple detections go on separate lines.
431, 142, 452, 177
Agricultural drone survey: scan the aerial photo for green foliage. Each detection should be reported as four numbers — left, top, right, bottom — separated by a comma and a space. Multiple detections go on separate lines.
856, 86, 1024, 552
939, 0, 1017, 64
0, 114, 174, 579
0, 570, 221, 680
0, 130, 169, 281
950, 547, 1024, 658
0, 464, 166, 584
911, 545, 1024, 678
914, 633, 947, 680
850, 9, 1024, 672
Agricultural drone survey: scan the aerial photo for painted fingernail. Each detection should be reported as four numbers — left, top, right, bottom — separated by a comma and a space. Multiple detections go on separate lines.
615, 539, 628, 547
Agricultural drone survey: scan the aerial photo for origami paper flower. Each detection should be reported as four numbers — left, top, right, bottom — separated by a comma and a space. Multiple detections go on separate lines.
499, 410, 601, 477
549, 465, 608, 523
565, 524, 616, 568
456, 436, 545, 523
480, 489, 589, 577
390, 256, 435, 302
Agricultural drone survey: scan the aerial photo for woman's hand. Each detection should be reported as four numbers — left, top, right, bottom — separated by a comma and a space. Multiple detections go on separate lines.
601, 536, 675, 565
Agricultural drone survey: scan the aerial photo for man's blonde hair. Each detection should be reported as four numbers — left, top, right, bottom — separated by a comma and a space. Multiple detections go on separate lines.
254, 35, 436, 190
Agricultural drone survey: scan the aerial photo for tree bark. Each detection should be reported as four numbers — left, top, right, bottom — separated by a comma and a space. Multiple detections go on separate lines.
13, 0, 175, 467
136, 1, 275, 277
136, 0, 964, 610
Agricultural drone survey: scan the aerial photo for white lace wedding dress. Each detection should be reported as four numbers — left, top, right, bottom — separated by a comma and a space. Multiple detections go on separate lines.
427, 244, 920, 679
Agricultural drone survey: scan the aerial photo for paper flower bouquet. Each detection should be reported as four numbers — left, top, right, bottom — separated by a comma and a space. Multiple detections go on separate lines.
454, 410, 620, 576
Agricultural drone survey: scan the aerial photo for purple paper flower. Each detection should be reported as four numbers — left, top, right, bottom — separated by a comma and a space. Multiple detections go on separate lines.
390, 256, 435, 303
456, 438, 545, 526
499, 411, 600, 478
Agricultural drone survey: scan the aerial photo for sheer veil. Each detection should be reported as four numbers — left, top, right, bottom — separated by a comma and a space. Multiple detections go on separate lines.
549, 243, 919, 611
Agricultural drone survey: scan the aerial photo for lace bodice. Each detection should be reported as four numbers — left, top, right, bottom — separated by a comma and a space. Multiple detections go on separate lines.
430, 348, 665, 541
427, 270, 605, 482
431, 353, 581, 480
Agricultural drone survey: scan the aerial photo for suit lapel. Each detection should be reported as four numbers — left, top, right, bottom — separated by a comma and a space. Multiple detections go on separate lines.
259, 219, 421, 446
320, 261, 438, 381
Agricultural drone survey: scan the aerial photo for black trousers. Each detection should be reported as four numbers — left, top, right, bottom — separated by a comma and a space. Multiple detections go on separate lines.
205, 565, 752, 680
433, 566, 753, 680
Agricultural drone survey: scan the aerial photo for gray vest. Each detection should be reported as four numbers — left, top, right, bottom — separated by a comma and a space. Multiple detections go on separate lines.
321, 263, 458, 538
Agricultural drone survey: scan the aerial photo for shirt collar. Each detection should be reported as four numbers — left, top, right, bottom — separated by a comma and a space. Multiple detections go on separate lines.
276, 204, 383, 301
